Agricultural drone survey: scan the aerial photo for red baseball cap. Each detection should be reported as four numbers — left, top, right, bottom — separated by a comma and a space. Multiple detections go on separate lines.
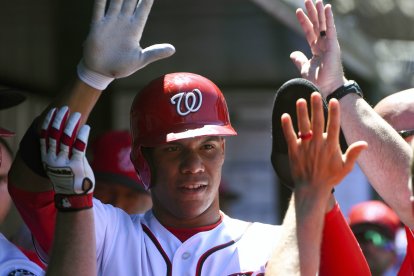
348, 200, 401, 238
90, 130, 146, 192
0, 87, 26, 137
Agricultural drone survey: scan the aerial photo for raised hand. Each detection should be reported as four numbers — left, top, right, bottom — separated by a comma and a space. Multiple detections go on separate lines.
40, 106, 95, 210
290, 0, 345, 97
281, 92, 367, 191
79, 0, 176, 89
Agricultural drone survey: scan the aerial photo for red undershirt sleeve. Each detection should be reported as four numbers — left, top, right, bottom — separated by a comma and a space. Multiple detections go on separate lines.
398, 226, 414, 275
319, 203, 371, 276
8, 184, 56, 256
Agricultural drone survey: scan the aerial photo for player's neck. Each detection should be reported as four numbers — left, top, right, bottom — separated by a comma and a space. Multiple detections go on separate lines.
152, 202, 221, 229
165, 214, 223, 242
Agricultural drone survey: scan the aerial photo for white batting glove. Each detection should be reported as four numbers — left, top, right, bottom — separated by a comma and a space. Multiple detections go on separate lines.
40, 107, 95, 210
78, 0, 176, 90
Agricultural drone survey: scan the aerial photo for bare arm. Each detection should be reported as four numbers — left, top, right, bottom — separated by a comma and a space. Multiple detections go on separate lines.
341, 95, 412, 226
265, 196, 300, 276
46, 209, 96, 276
291, 0, 413, 227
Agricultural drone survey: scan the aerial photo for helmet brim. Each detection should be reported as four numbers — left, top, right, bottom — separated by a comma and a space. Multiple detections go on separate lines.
166, 124, 237, 142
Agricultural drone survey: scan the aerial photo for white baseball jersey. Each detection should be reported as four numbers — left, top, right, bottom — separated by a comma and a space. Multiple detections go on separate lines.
92, 199, 282, 275
0, 234, 44, 276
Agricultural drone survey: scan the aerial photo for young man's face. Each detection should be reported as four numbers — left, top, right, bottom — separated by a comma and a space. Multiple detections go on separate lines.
148, 136, 225, 227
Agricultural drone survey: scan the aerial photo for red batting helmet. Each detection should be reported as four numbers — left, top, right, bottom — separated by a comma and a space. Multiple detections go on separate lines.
348, 200, 400, 237
130, 72, 237, 189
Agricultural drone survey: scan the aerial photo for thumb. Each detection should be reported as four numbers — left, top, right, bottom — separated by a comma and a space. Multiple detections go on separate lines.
342, 141, 368, 173
141, 43, 176, 65
290, 51, 308, 72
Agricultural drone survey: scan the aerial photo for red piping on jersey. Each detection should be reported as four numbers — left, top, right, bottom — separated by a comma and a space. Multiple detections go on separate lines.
195, 222, 253, 276
142, 224, 172, 276
195, 239, 236, 276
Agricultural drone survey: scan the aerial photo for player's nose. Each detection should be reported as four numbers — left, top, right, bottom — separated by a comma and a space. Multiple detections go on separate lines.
180, 150, 205, 174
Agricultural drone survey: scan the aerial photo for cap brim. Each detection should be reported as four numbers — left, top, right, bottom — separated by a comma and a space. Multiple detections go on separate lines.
0, 88, 26, 110
95, 172, 148, 193
0, 127, 15, 137
271, 78, 348, 188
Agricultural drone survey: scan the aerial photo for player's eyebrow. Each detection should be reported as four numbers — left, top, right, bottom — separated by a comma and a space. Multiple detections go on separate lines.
202, 136, 223, 143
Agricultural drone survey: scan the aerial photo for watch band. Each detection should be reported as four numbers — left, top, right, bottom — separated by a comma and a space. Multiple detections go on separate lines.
326, 80, 363, 102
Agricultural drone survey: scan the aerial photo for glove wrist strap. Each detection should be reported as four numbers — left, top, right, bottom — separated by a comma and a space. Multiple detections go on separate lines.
55, 193, 93, 211
77, 60, 114, 91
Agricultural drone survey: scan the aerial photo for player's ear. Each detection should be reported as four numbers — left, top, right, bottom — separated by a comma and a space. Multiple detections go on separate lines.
141, 147, 157, 186
219, 137, 226, 157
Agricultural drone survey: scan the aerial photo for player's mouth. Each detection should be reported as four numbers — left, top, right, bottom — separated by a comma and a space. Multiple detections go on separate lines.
178, 181, 208, 193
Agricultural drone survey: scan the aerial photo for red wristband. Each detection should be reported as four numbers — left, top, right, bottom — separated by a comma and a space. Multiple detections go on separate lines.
54, 193, 93, 211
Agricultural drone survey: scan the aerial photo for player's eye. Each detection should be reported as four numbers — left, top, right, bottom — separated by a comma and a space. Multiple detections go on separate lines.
165, 145, 180, 152
202, 144, 215, 150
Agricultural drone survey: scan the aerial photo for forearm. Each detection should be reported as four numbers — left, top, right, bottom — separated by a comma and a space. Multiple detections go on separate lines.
46, 209, 96, 276
295, 185, 331, 276
340, 94, 413, 227
43, 78, 102, 127
265, 196, 300, 276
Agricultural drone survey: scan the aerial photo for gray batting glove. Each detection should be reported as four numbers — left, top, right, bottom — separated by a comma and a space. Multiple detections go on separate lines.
78, 0, 176, 90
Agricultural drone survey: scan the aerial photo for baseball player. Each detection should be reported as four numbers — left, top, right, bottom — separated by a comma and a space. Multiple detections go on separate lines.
348, 200, 401, 275
0, 88, 45, 276
6, 0, 402, 275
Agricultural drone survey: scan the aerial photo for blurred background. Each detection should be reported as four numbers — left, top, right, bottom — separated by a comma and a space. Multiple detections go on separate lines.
1, 0, 413, 231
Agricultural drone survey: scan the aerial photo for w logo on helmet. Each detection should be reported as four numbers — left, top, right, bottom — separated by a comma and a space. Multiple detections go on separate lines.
170, 89, 203, 116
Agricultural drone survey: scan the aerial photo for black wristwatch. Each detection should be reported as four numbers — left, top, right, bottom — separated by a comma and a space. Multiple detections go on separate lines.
326, 80, 363, 102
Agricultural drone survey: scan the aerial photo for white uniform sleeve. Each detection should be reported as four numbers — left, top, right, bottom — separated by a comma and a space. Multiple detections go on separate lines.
0, 234, 44, 276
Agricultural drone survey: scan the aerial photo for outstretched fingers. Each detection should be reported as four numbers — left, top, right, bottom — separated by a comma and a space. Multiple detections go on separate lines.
60, 112, 82, 159
134, 0, 154, 38
106, 0, 123, 17
326, 99, 340, 146
48, 107, 70, 157
342, 141, 368, 174
295, 8, 317, 51
325, 4, 336, 40
296, 99, 312, 141
72, 125, 91, 161
281, 113, 299, 157
316, 0, 326, 34
40, 108, 57, 157
91, 0, 107, 22
121, 0, 139, 15
310, 92, 324, 141
304, 0, 319, 37
141, 44, 176, 67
